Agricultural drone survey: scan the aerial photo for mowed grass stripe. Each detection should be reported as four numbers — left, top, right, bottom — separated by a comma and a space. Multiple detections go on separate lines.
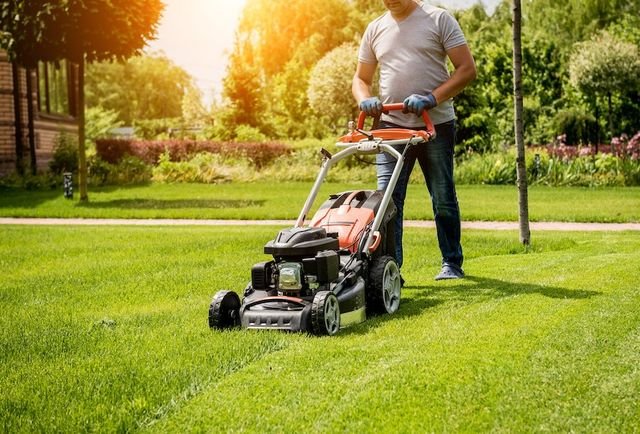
0, 226, 298, 432
1, 226, 639, 432
154, 231, 640, 432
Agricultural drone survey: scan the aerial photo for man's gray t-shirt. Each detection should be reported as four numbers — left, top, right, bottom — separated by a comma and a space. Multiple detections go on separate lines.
358, 3, 467, 127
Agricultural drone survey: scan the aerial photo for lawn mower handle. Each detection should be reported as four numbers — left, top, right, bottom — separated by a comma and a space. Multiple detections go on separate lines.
357, 103, 435, 137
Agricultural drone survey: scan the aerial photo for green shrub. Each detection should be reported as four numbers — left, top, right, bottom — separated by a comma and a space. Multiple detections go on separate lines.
234, 125, 268, 142
152, 152, 255, 184
87, 155, 151, 185
87, 155, 113, 186
0, 173, 59, 190
49, 133, 79, 174
133, 118, 182, 140
110, 156, 152, 184
95, 138, 291, 168
454, 147, 640, 186
552, 107, 598, 145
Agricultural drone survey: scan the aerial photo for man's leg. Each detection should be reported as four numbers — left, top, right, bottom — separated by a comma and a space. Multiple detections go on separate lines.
376, 143, 417, 268
416, 120, 464, 278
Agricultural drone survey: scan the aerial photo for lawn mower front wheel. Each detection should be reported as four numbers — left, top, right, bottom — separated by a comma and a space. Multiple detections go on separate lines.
208, 290, 241, 329
311, 291, 340, 336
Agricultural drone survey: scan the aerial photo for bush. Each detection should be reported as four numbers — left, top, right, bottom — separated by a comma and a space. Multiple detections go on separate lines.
94, 138, 292, 168
95, 139, 134, 164
49, 133, 79, 174
152, 152, 254, 184
133, 118, 182, 139
234, 125, 268, 142
0, 173, 59, 190
455, 137, 640, 187
552, 108, 598, 145
87, 155, 152, 185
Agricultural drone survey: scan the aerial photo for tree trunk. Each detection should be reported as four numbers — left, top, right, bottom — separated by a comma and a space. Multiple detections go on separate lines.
26, 68, 37, 175
607, 91, 614, 154
512, 0, 530, 246
11, 63, 24, 176
594, 101, 600, 154
78, 57, 88, 202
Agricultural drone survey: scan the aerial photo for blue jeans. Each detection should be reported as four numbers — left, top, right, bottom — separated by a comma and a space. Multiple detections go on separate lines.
376, 120, 463, 269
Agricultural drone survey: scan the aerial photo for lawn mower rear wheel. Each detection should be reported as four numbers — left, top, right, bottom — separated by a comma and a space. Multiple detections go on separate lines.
368, 255, 401, 315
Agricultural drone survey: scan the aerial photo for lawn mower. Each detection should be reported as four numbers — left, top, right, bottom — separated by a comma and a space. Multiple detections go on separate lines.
208, 104, 435, 335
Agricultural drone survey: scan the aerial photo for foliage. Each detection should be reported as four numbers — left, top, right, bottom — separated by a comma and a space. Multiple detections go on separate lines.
1, 0, 164, 201
234, 0, 352, 78
307, 43, 360, 133
152, 152, 254, 184
217, 0, 640, 152
551, 108, 598, 145
85, 106, 123, 150
456, 133, 640, 187
569, 31, 640, 138
133, 118, 183, 140
86, 53, 195, 124
569, 32, 640, 97
181, 85, 210, 127
0, 0, 163, 65
233, 125, 268, 143
221, 0, 353, 135
87, 155, 151, 185
49, 133, 79, 175
94, 138, 291, 168
607, 14, 640, 46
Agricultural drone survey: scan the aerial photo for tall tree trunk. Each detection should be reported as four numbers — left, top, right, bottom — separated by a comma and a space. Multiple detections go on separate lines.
11, 63, 24, 176
594, 101, 600, 154
26, 68, 37, 175
78, 57, 88, 202
512, 0, 530, 245
607, 91, 614, 154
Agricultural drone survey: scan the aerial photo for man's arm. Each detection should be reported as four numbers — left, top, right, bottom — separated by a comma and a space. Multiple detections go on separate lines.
352, 61, 377, 103
432, 44, 477, 105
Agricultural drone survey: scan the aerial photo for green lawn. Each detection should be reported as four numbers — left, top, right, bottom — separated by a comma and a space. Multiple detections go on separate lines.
1, 225, 639, 432
1, 182, 639, 222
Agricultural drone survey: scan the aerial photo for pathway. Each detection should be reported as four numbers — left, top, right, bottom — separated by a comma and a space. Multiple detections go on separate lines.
1, 218, 639, 231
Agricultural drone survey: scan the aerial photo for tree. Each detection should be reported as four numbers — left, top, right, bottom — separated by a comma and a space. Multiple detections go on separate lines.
223, 0, 352, 135
86, 53, 194, 124
0, 0, 163, 201
307, 43, 360, 133
512, 0, 531, 246
569, 31, 640, 141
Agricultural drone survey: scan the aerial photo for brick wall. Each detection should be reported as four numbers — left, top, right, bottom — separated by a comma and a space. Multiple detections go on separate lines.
0, 50, 79, 176
0, 52, 19, 174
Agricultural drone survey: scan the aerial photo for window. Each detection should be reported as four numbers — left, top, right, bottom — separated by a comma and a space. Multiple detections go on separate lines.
37, 60, 77, 117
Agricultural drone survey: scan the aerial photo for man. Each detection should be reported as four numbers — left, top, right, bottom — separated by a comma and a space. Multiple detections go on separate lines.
352, 0, 476, 280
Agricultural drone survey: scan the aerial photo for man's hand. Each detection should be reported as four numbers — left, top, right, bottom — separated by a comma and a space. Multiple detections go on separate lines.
359, 97, 383, 116
403, 93, 437, 115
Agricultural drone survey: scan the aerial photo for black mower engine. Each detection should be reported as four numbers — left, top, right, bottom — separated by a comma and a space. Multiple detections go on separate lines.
249, 227, 340, 298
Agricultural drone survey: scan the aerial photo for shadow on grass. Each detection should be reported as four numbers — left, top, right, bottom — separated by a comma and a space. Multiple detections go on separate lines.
0, 188, 62, 208
341, 274, 600, 337
74, 198, 266, 210
407, 275, 600, 300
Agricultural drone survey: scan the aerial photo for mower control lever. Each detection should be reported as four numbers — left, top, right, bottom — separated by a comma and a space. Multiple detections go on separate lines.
355, 128, 374, 141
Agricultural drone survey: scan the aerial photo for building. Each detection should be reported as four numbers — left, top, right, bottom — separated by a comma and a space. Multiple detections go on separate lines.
0, 49, 79, 175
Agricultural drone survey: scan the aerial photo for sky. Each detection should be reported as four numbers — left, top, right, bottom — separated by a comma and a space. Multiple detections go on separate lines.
145, 0, 247, 106
145, 0, 501, 106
